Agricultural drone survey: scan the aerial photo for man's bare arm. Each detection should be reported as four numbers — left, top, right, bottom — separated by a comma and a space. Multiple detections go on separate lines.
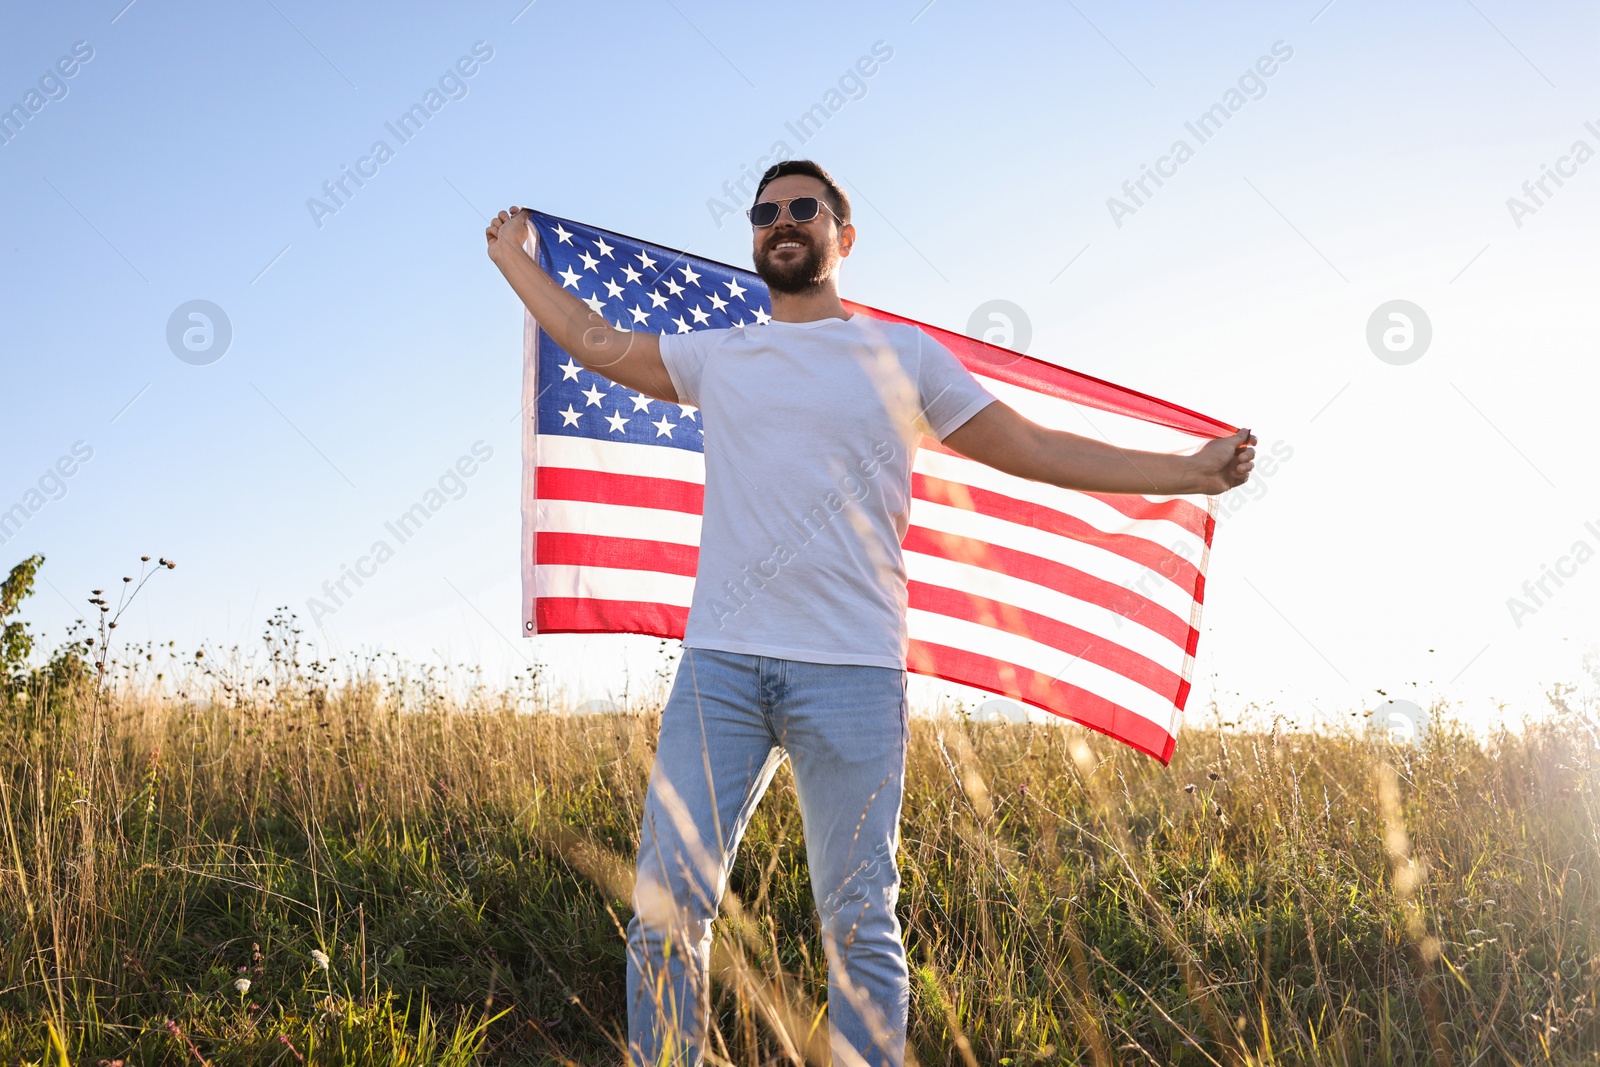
485, 206, 678, 402
941, 400, 1255, 496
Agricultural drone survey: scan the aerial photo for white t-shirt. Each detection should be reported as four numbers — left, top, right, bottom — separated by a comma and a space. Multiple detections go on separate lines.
659, 313, 996, 669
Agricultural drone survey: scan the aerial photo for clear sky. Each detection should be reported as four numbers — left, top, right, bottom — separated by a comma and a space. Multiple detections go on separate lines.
4, 0, 1597, 731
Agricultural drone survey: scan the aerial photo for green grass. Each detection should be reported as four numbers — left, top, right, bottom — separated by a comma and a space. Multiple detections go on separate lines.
2, 637, 1597, 1066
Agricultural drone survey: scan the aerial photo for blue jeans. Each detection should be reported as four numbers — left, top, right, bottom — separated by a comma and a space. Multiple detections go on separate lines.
625, 648, 911, 1067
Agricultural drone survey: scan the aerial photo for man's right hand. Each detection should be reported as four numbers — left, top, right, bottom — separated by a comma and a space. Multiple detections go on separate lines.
483, 204, 678, 403
485, 205, 532, 266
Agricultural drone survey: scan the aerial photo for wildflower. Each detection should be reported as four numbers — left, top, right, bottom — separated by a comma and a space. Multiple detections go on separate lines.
311, 949, 331, 971
1466, 929, 1487, 937
234, 977, 251, 994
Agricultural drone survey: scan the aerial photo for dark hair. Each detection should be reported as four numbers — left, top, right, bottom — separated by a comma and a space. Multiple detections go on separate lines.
752, 159, 851, 227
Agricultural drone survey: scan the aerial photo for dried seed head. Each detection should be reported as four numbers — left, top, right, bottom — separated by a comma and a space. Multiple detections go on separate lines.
122, 576, 132, 583
140, 555, 150, 562
1184, 783, 1196, 793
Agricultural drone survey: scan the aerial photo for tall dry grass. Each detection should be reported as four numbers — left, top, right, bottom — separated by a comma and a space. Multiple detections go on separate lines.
2, 618, 1597, 1065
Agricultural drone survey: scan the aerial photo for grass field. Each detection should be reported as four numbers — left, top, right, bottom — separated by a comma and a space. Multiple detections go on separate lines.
2, 604, 1598, 1065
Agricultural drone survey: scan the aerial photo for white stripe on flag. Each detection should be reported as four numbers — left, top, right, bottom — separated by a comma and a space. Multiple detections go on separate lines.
536, 433, 706, 484
537, 498, 703, 546
971, 373, 1215, 457
535, 563, 697, 605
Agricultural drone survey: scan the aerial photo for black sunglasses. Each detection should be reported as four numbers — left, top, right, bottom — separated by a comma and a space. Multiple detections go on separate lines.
746, 196, 841, 228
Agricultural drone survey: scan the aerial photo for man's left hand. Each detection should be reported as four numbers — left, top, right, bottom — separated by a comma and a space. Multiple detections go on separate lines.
1189, 428, 1256, 495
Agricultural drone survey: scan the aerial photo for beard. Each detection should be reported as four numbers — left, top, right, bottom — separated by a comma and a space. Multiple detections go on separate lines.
753, 232, 834, 294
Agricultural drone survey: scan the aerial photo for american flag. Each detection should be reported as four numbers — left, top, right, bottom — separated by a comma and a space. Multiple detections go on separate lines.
518, 210, 1234, 763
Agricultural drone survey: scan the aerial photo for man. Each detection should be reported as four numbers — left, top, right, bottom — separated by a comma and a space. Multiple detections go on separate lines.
485, 160, 1254, 1066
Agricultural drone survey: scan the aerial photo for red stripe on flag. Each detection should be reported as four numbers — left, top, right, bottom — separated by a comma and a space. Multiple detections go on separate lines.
907, 581, 1185, 699
912, 473, 1204, 594
536, 532, 699, 576
906, 639, 1178, 764
903, 527, 1194, 650
536, 597, 689, 640
537, 467, 704, 513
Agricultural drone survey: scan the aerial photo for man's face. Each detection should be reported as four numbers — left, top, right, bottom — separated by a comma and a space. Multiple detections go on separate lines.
750, 175, 853, 294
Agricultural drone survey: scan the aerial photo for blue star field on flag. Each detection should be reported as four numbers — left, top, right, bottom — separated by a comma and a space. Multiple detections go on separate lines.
528, 210, 773, 455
